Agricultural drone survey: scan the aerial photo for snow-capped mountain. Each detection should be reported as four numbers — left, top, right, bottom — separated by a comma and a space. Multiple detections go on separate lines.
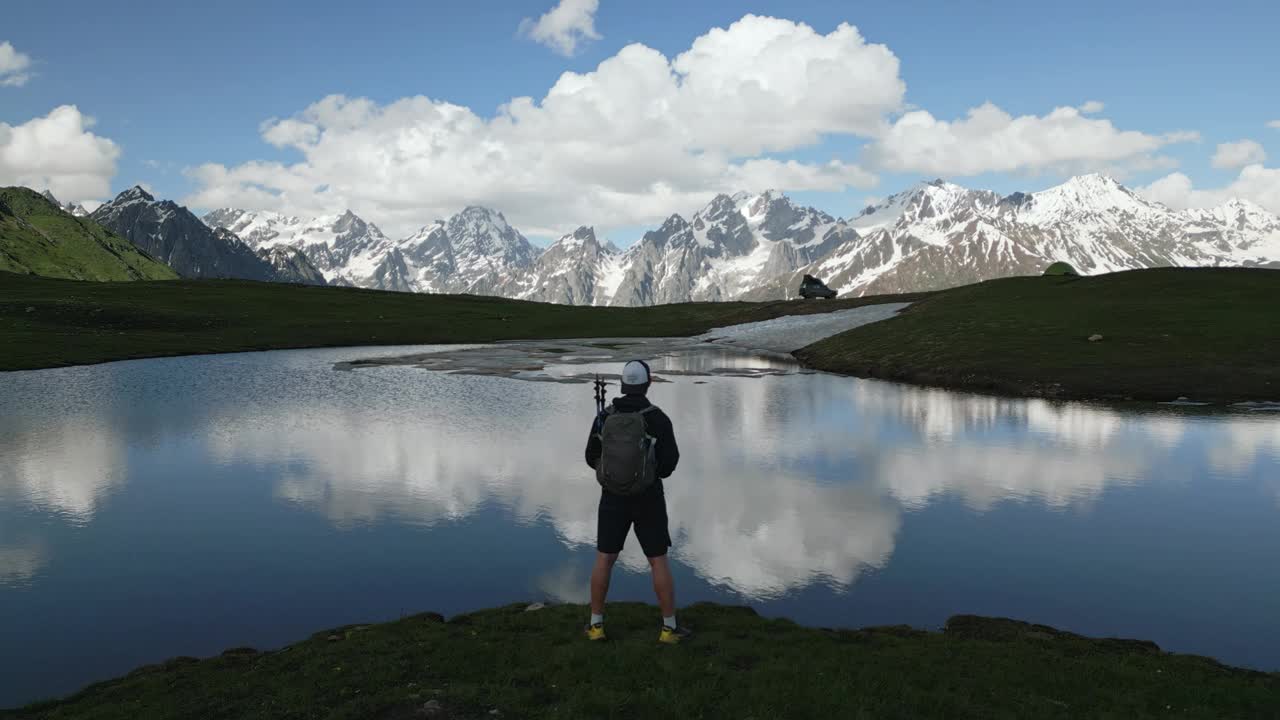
1182, 198, 1280, 264
246, 243, 327, 286
504, 226, 623, 305
40, 190, 89, 217
808, 174, 1280, 296
202, 208, 387, 286
205, 205, 538, 295
92, 187, 277, 281
202, 174, 1280, 305
602, 191, 859, 306
89, 187, 326, 284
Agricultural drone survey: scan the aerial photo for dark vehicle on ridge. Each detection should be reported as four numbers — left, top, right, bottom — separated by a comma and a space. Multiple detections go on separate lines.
798, 274, 837, 299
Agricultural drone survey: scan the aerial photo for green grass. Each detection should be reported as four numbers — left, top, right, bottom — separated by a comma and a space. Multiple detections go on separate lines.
0, 188, 177, 282
796, 267, 1280, 402
8, 266, 1276, 403
8, 603, 1276, 719
0, 272, 928, 371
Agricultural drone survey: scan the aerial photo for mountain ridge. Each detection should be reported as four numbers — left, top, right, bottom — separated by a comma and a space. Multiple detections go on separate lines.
201, 174, 1280, 304
93, 187, 326, 285
0, 186, 177, 282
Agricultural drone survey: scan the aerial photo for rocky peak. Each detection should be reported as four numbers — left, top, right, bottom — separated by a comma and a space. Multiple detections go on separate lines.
452, 206, 511, 232
116, 185, 156, 204
332, 209, 368, 235
561, 225, 598, 246
635, 214, 692, 253
1215, 197, 1275, 222
1038, 174, 1136, 205
539, 226, 602, 262
852, 179, 998, 234
999, 191, 1033, 209
738, 190, 792, 223
90, 188, 284, 282
1185, 198, 1280, 233
1017, 174, 1160, 226
447, 206, 530, 259
696, 194, 739, 222
658, 213, 690, 234
37, 189, 89, 216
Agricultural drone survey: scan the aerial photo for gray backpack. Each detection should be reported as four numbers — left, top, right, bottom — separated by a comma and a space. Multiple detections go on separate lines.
595, 406, 660, 496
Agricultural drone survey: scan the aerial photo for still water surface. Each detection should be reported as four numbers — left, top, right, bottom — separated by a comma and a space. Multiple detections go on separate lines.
2, 344, 1279, 706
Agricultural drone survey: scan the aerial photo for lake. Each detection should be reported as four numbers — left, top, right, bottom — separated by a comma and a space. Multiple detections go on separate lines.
2, 342, 1279, 707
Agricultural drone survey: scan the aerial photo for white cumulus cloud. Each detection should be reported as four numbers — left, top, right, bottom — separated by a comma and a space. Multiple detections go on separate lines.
865, 101, 1198, 177
0, 105, 121, 205
186, 15, 901, 237
1139, 164, 1280, 214
519, 0, 601, 56
1268, 120, 1280, 130
0, 41, 33, 87
1211, 139, 1267, 169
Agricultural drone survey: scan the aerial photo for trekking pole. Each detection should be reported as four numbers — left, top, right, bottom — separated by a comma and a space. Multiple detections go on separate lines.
594, 375, 607, 416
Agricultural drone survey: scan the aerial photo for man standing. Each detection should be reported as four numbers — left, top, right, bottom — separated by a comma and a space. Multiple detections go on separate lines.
584, 360, 690, 644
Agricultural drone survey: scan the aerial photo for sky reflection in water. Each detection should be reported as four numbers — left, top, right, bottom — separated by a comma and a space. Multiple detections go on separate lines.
1, 343, 1279, 705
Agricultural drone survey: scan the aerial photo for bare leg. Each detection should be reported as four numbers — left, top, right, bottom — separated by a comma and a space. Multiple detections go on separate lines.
590, 552, 619, 615
648, 554, 676, 618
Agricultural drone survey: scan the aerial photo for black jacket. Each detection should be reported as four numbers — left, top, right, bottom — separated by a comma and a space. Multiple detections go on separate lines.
585, 394, 680, 484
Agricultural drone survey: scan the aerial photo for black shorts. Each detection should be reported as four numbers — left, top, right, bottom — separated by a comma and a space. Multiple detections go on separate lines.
597, 484, 671, 558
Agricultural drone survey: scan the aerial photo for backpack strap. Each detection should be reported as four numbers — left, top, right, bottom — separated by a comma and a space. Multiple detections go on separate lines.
638, 406, 660, 440
592, 405, 614, 438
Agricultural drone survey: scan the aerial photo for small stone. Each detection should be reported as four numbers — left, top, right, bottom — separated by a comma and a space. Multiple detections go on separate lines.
524, 602, 546, 612
25, 306, 35, 313
419, 699, 444, 717
1088, 334, 1103, 342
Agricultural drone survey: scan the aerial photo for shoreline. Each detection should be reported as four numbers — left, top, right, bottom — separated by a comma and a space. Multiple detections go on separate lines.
789, 356, 1279, 406
0, 272, 929, 373
10, 602, 1277, 718
5, 269, 1278, 405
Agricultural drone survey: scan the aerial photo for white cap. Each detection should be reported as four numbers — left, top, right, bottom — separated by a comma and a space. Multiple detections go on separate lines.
621, 360, 651, 387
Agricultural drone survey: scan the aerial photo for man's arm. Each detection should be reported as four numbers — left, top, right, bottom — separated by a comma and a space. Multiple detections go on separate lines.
585, 414, 604, 470
651, 408, 680, 479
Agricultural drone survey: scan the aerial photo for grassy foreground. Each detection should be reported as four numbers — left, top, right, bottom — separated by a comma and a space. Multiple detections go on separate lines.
0, 272, 928, 371
9, 603, 1277, 719
796, 267, 1280, 402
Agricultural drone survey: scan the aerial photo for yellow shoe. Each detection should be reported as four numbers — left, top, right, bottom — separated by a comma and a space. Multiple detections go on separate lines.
585, 623, 607, 641
658, 625, 692, 645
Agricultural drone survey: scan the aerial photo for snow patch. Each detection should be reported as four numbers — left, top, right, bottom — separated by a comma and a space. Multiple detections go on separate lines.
699, 303, 911, 353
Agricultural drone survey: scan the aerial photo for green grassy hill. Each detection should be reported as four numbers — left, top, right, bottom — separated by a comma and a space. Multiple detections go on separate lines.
8, 603, 1277, 719
0, 272, 926, 371
796, 267, 1280, 402
0, 187, 176, 282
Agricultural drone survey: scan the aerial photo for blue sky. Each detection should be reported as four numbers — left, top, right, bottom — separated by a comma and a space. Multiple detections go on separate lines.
3, 0, 1279, 244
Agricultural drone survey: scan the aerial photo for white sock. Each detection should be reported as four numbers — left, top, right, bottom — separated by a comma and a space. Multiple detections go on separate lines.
663, 615, 677, 629
590, 613, 604, 626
